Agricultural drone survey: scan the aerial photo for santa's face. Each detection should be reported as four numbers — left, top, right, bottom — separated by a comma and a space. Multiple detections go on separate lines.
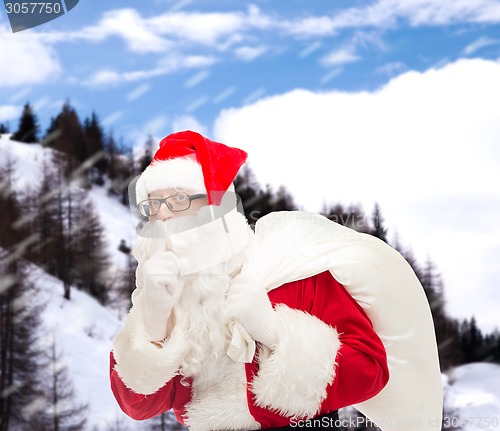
133, 188, 252, 276
145, 187, 209, 223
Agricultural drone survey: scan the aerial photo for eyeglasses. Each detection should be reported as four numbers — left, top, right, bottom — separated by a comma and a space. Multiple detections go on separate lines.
138, 193, 207, 217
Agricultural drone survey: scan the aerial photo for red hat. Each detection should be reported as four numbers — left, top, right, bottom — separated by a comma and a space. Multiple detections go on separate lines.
135, 130, 247, 206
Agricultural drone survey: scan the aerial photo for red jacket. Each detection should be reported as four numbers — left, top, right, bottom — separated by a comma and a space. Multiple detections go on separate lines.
110, 271, 389, 428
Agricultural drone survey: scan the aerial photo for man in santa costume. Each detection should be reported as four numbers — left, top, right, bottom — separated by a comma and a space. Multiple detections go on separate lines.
110, 131, 443, 431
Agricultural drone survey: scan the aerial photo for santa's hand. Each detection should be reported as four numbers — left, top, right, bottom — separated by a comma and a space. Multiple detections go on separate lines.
142, 252, 182, 303
140, 252, 184, 343
227, 277, 278, 348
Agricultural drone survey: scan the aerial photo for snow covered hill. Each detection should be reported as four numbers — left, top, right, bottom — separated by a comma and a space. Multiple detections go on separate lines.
2, 135, 499, 430
0, 133, 136, 276
445, 362, 500, 430
26, 264, 142, 431
1, 135, 142, 430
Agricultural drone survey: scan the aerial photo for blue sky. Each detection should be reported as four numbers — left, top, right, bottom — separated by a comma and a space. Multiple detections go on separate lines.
1, 0, 500, 331
1, 1, 500, 138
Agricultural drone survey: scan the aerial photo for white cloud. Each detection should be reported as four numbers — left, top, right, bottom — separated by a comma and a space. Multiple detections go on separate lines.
283, 0, 500, 36
36, 7, 259, 52
213, 86, 237, 104
86, 69, 121, 87
319, 67, 343, 83
166, 0, 194, 13
9, 88, 31, 102
33, 97, 51, 111
376, 61, 407, 75
29, 1, 500, 59
148, 10, 246, 46
234, 45, 268, 62
185, 70, 211, 88
320, 47, 360, 66
185, 96, 208, 113
0, 26, 61, 87
102, 111, 123, 127
16, 2, 499, 91
319, 32, 385, 68
463, 36, 497, 55
126, 83, 151, 102
285, 16, 338, 36
242, 88, 267, 106
84, 55, 217, 87
0, 105, 20, 122
298, 41, 323, 58
213, 58, 500, 331
144, 115, 169, 136
171, 115, 207, 136
76, 9, 171, 53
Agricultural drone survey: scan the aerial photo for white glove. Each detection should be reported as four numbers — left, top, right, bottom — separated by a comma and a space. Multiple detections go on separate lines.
142, 251, 182, 302
227, 276, 278, 348
140, 251, 183, 342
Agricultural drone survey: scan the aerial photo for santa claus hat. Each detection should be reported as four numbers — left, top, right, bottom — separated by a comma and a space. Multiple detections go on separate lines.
135, 130, 248, 206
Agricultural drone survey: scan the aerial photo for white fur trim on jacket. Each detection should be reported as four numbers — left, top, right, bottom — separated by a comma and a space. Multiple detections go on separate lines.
111, 292, 189, 395
250, 305, 341, 419
136, 157, 205, 204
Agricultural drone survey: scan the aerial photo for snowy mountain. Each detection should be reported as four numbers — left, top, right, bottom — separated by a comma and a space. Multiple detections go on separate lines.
0, 134, 142, 430
25, 263, 140, 431
1, 135, 499, 430
444, 363, 500, 430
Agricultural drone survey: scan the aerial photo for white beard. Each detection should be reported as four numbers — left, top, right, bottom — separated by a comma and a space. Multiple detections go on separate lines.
132, 213, 199, 261
175, 267, 233, 378
132, 208, 253, 377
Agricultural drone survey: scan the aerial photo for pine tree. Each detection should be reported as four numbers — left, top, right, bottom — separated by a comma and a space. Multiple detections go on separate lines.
97, 415, 132, 431
39, 336, 88, 431
83, 112, 108, 183
22, 151, 112, 303
114, 240, 136, 314
268, 185, 299, 213
393, 245, 463, 371
0, 252, 48, 430
147, 411, 186, 430
0, 123, 9, 134
370, 203, 388, 242
28, 156, 60, 275
321, 203, 370, 233
72, 195, 110, 305
234, 166, 297, 228
0, 156, 22, 431
137, 134, 154, 174
41, 117, 61, 147
420, 259, 462, 370
105, 132, 119, 182
105, 133, 135, 204
0, 155, 21, 250
233, 165, 262, 228
11, 103, 39, 144
19, 154, 73, 297
481, 331, 500, 363
491, 330, 500, 363
459, 316, 484, 363
46, 101, 87, 181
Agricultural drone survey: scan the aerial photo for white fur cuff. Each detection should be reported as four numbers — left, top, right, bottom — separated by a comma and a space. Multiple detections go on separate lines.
112, 297, 189, 395
250, 305, 340, 419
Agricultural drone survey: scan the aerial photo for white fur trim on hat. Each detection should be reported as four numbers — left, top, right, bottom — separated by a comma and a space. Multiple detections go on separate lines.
136, 157, 206, 204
